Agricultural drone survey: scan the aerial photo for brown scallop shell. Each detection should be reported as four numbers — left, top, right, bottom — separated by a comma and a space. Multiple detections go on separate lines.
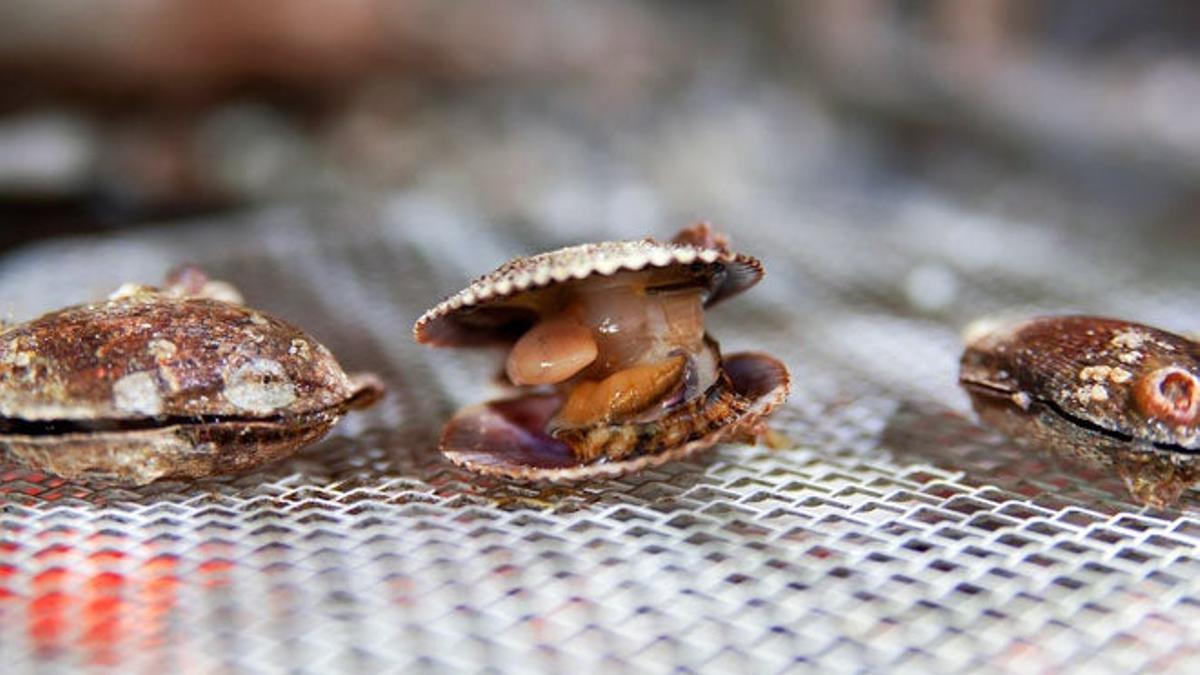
961, 316, 1200, 449
0, 285, 383, 484
416, 225, 787, 480
960, 315, 1200, 507
440, 352, 790, 481
413, 233, 764, 347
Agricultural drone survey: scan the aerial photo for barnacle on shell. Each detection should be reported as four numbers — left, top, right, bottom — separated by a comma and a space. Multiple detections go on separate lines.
1133, 367, 1200, 427
414, 223, 790, 480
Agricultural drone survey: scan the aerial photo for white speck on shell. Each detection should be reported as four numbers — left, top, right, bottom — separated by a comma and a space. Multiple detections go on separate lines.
1079, 365, 1112, 382
1076, 384, 1108, 403
1074, 384, 1108, 404
1111, 329, 1148, 350
225, 359, 297, 414
113, 371, 163, 416
1110, 368, 1133, 384
4, 347, 32, 368
288, 339, 311, 360
148, 339, 177, 360
1011, 391, 1032, 411
1118, 351, 1142, 365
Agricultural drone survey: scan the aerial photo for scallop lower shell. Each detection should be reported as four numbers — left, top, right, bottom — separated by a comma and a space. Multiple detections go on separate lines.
439, 352, 790, 481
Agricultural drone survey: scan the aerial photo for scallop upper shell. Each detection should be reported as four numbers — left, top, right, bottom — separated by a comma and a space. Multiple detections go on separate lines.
0, 290, 359, 422
413, 237, 764, 346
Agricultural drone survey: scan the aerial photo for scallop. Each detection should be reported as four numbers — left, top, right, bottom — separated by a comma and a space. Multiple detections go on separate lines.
0, 267, 384, 485
960, 315, 1200, 508
414, 223, 790, 480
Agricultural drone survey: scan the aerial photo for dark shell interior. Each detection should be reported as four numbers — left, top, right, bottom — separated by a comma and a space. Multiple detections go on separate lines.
440, 351, 789, 480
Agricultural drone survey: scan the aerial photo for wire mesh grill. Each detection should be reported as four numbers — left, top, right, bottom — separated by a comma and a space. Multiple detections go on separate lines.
3, 199, 1200, 674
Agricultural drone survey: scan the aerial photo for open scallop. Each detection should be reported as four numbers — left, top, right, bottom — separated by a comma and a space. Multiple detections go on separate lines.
413, 224, 790, 480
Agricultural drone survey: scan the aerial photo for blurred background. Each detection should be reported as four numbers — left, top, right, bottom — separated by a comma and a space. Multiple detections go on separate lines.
2, 0, 1199, 251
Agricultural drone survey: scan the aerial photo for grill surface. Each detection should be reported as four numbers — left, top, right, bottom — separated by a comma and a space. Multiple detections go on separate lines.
3, 194, 1200, 673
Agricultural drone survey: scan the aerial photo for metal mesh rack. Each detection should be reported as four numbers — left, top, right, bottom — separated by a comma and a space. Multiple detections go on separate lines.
3, 198, 1200, 673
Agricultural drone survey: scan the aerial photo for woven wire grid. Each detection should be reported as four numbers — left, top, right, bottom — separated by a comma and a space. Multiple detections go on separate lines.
3, 199, 1200, 674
